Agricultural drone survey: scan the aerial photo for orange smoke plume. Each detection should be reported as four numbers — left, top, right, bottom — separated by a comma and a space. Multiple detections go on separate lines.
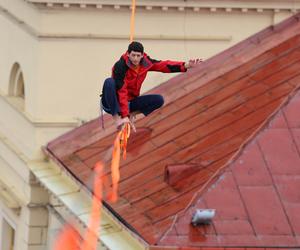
54, 162, 104, 250
109, 123, 130, 202
53, 123, 131, 249
81, 161, 103, 250
53, 224, 81, 250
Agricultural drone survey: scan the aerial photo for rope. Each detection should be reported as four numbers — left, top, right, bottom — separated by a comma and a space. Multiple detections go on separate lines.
130, 0, 136, 42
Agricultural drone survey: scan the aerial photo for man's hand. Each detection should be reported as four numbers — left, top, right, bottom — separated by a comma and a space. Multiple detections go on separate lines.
185, 59, 203, 69
114, 116, 136, 132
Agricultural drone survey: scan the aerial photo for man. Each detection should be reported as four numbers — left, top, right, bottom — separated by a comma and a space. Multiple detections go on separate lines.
101, 41, 202, 131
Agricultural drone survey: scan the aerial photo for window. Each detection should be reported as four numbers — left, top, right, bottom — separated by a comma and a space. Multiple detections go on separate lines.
0, 212, 16, 250
8, 63, 25, 110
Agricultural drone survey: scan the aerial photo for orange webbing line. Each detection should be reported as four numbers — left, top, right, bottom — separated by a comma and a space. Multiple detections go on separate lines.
55, 2, 136, 242
130, 0, 136, 42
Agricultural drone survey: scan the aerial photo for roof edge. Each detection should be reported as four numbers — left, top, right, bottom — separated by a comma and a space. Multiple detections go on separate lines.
28, 158, 148, 250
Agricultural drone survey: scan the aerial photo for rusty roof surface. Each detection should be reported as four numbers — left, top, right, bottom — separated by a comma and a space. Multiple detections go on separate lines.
45, 14, 300, 249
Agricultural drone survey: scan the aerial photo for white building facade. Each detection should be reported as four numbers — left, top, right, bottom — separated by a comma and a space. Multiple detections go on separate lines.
0, 0, 298, 249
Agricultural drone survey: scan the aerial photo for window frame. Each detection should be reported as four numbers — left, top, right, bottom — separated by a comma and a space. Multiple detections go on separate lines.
8, 62, 25, 111
0, 208, 16, 250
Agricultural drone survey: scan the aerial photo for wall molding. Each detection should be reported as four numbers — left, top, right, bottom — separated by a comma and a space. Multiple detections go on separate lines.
25, 0, 300, 13
0, 3, 232, 41
1, 1, 298, 41
0, 91, 79, 127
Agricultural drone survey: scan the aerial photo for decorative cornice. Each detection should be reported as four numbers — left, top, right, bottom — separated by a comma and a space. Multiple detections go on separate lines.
0, 4, 232, 41
0, 1, 298, 42
37, 34, 232, 41
0, 178, 22, 212
24, 0, 300, 13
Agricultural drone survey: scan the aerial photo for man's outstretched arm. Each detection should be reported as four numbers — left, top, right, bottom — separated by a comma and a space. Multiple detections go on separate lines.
148, 56, 203, 73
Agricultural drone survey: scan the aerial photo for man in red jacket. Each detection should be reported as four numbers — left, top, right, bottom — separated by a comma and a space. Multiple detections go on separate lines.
101, 41, 202, 130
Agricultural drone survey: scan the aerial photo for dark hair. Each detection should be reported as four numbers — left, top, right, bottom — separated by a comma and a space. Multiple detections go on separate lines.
128, 41, 144, 54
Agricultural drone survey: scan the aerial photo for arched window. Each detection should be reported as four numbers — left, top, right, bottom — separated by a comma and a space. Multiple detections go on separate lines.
8, 63, 25, 109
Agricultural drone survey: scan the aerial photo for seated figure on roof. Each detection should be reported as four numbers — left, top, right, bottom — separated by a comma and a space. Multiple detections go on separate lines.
101, 41, 202, 130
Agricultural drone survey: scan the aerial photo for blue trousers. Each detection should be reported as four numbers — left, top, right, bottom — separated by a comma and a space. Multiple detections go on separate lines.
101, 78, 164, 116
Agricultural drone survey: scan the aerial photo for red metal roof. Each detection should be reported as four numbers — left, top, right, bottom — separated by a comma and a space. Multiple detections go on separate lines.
157, 91, 300, 248
151, 91, 300, 249
46, 14, 300, 249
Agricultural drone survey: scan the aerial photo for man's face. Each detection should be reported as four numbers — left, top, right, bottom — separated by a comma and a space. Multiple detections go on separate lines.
128, 51, 143, 66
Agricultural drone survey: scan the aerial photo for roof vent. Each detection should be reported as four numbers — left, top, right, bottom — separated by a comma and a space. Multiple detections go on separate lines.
165, 164, 199, 186
191, 209, 216, 226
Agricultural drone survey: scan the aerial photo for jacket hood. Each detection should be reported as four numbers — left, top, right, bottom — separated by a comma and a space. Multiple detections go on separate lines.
122, 52, 151, 69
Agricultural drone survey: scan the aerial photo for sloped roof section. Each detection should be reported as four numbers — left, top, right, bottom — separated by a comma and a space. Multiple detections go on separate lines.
46, 14, 300, 248
157, 88, 300, 249
159, 87, 300, 249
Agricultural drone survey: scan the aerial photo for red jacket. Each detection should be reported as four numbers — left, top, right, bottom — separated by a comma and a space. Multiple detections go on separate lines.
112, 52, 187, 117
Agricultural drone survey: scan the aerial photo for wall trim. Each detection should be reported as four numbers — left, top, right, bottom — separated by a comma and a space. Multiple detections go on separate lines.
1, 1, 298, 42
0, 91, 79, 128
25, 0, 300, 12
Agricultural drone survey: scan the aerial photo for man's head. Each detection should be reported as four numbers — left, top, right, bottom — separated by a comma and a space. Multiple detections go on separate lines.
127, 41, 144, 66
